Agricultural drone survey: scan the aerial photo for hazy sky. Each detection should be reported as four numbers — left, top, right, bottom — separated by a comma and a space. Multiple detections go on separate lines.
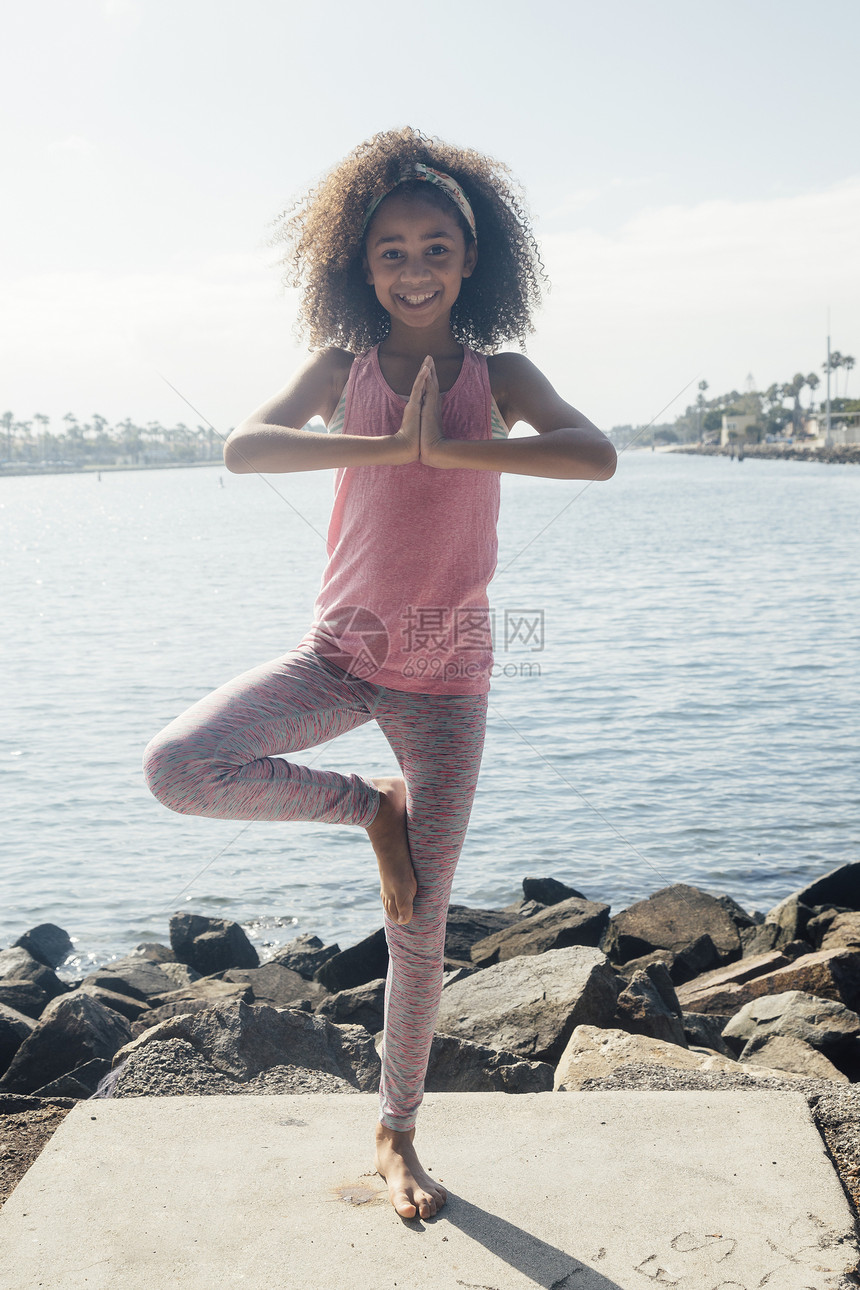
2, 0, 858, 435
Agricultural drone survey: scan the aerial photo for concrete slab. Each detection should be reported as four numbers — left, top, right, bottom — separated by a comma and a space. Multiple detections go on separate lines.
0, 1091, 857, 1289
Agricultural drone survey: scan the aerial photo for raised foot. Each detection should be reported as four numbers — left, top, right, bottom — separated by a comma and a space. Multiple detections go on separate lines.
367, 776, 417, 925
374, 1123, 447, 1220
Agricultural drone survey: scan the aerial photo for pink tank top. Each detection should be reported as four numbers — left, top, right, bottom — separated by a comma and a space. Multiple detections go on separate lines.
300, 344, 500, 694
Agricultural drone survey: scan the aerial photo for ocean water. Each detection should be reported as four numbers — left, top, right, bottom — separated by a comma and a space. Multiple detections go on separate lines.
2, 449, 858, 978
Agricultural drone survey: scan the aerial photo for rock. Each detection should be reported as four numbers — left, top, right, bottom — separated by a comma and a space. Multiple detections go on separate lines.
129, 979, 254, 1037
602, 884, 743, 977
112, 999, 380, 1093
13, 924, 73, 969
443, 906, 519, 964
268, 934, 339, 980
502, 900, 547, 919
82, 956, 179, 1001
169, 913, 259, 975
722, 991, 860, 1053
0, 992, 131, 1095
820, 912, 860, 953
0, 1003, 36, 1077
615, 949, 677, 980
0, 948, 68, 1003
134, 942, 177, 962
614, 968, 687, 1047
740, 921, 785, 957
521, 877, 587, 905
223, 962, 327, 1010
436, 946, 621, 1064
157, 961, 201, 989
760, 896, 814, 948
425, 1033, 553, 1093
32, 1058, 112, 1099
553, 1025, 804, 1091
674, 949, 792, 1013
78, 985, 152, 1022
470, 897, 610, 968
313, 927, 388, 993
711, 893, 757, 934
678, 947, 860, 1014
442, 965, 476, 988
0, 980, 50, 1020
111, 1037, 358, 1097
738, 1033, 849, 1082
791, 862, 860, 911
681, 1012, 734, 1057
315, 979, 386, 1034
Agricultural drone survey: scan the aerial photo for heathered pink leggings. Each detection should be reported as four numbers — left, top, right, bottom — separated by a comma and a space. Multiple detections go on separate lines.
142, 645, 487, 1131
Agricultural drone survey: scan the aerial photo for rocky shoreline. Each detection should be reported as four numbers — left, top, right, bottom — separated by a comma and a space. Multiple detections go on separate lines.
2, 866, 860, 1214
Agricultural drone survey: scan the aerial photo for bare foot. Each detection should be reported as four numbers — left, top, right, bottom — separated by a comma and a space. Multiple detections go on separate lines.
374, 1123, 447, 1219
366, 777, 417, 925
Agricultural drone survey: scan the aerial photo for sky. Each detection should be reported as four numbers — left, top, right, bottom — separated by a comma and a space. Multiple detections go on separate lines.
2, 0, 859, 437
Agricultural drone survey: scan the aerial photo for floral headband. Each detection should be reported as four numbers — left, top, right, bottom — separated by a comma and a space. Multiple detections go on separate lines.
361, 163, 477, 244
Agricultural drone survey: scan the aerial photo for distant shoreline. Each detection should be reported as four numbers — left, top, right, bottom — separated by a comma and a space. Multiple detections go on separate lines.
0, 461, 223, 480
667, 443, 860, 466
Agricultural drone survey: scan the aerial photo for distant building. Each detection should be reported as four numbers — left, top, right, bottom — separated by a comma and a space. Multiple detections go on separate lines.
720, 414, 758, 446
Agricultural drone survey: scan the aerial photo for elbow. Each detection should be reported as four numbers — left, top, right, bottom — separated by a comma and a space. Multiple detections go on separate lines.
223, 428, 253, 474
598, 443, 618, 479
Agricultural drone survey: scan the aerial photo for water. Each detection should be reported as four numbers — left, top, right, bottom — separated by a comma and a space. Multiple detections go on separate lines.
2, 451, 858, 978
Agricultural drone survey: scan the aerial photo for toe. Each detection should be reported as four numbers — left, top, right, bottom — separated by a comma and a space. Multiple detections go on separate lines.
394, 1192, 417, 1218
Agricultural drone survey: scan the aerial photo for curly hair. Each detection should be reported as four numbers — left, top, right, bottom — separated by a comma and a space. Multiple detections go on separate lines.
270, 126, 546, 354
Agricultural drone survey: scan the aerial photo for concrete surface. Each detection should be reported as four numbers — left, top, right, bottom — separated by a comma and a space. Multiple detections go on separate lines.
0, 1090, 857, 1289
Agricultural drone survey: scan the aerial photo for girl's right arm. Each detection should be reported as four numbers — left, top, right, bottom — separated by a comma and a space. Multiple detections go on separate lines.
223, 348, 422, 473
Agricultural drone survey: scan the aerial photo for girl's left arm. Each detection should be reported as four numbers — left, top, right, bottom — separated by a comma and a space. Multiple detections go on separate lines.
422, 353, 616, 480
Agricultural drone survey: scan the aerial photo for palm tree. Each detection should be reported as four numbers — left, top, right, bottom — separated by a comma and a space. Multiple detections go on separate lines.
842, 355, 855, 398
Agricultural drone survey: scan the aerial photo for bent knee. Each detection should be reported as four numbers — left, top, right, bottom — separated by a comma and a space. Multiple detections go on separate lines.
142, 729, 214, 815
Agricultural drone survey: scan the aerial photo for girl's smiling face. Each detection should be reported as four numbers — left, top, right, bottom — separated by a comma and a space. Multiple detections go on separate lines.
363, 190, 477, 332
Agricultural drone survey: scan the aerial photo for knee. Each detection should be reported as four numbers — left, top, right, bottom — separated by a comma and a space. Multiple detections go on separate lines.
142, 728, 209, 815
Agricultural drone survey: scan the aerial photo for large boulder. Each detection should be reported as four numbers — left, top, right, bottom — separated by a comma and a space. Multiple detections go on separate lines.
738, 1033, 849, 1083
0, 992, 131, 1094
614, 966, 687, 1047
819, 912, 860, 953
553, 1025, 804, 1091
82, 955, 180, 1002
112, 999, 379, 1092
722, 991, 860, 1054
425, 1033, 553, 1093
313, 927, 388, 993
111, 1037, 358, 1097
521, 877, 587, 905
13, 924, 74, 969
682, 1012, 734, 1057
169, 913, 259, 975
0, 1003, 36, 1078
268, 934, 339, 981
602, 884, 746, 978
470, 898, 609, 968
33, 1058, 112, 1099
435, 946, 621, 1064
0, 948, 67, 1003
0, 980, 51, 1020
443, 906, 519, 964
222, 963, 328, 1010
788, 862, 860, 911
315, 979, 385, 1034
129, 979, 252, 1037
678, 947, 860, 1015
78, 985, 153, 1023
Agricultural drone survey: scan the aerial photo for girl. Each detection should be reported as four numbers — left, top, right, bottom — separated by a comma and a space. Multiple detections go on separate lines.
143, 127, 616, 1222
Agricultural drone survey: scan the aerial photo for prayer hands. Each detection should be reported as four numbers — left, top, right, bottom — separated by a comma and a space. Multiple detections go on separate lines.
417, 356, 446, 463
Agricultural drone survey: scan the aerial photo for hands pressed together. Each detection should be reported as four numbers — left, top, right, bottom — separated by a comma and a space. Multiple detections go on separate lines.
393, 356, 447, 466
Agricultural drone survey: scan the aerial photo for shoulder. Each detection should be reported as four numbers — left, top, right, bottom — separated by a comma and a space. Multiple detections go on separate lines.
304, 347, 358, 420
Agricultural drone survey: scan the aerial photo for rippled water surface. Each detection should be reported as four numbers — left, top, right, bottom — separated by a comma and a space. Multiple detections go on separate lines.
2, 450, 858, 975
